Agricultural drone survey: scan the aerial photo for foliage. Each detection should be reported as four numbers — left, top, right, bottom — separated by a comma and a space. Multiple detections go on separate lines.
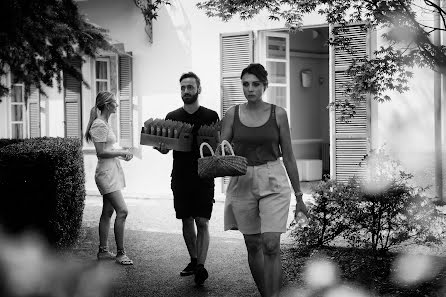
134, 0, 172, 22
292, 147, 446, 253
347, 147, 446, 252
0, 0, 113, 99
197, 0, 446, 118
291, 179, 358, 247
0, 137, 86, 247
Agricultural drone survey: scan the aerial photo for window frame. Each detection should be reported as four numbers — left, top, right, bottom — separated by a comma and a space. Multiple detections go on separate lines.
258, 30, 290, 123
9, 83, 27, 139
94, 58, 111, 94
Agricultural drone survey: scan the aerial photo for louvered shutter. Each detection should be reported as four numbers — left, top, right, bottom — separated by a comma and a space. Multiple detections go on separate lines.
28, 85, 40, 138
332, 24, 371, 182
221, 32, 253, 116
220, 32, 254, 190
119, 53, 133, 148
63, 59, 82, 138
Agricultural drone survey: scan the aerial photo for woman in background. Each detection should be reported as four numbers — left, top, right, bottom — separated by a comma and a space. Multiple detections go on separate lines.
220, 63, 307, 297
85, 91, 134, 265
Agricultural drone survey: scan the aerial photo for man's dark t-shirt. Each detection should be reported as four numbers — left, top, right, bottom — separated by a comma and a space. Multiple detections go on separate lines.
165, 106, 219, 188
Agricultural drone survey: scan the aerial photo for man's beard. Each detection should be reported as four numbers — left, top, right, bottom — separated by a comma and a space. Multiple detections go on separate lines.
182, 92, 198, 105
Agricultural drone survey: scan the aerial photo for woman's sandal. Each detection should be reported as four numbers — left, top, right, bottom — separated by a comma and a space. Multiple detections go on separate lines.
97, 247, 116, 260
115, 253, 133, 265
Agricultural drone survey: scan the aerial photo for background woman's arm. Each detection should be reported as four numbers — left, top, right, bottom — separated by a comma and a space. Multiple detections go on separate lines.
94, 142, 130, 159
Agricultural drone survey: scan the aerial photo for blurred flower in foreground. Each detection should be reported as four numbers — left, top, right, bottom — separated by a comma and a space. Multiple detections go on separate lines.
324, 285, 370, 297
0, 230, 114, 297
303, 258, 339, 290
391, 253, 441, 286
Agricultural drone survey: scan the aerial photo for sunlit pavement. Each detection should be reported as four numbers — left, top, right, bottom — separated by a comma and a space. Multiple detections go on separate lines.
74, 194, 310, 297
82, 193, 309, 241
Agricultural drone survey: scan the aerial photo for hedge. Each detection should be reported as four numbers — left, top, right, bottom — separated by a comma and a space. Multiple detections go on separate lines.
0, 137, 85, 247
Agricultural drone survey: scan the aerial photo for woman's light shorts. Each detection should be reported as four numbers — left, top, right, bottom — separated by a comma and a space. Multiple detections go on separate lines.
95, 157, 126, 195
224, 159, 291, 234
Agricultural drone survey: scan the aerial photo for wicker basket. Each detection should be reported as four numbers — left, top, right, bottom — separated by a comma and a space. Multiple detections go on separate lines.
198, 140, 247, 178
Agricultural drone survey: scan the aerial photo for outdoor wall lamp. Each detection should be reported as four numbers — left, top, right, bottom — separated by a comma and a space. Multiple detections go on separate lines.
301, 69, 313, 88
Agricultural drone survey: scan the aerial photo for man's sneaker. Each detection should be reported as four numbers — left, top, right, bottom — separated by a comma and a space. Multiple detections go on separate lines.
180, 262, 197, 276
194, 264, 208, 285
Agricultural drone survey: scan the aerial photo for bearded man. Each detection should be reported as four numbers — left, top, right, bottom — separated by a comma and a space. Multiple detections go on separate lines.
155, 72, 219, 286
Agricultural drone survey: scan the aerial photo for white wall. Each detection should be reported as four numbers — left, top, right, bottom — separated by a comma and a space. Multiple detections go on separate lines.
374, 6, 445, 196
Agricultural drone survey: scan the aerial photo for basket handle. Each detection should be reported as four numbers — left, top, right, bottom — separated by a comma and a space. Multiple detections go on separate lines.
219, 140, 235, 156
199, 142, 215, 158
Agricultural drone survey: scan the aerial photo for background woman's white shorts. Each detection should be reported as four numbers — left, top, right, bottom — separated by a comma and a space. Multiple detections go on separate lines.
95, 158, 126, 195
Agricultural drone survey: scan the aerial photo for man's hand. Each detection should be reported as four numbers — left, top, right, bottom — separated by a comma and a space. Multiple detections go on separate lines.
154, 142, 170, 154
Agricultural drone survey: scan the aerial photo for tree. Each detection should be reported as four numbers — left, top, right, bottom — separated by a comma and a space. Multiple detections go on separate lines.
0, 0, 113, 100
197, 0, 446, 106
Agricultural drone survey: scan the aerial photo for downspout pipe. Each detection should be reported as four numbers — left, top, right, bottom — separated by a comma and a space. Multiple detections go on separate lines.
434, 0, 443, 201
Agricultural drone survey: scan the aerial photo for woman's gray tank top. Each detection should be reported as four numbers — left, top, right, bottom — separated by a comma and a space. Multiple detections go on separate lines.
232, 104, 281, 166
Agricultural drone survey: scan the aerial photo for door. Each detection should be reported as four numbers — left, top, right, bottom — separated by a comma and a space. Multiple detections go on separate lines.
330, 24, 372, 182
220, 31, 254, 191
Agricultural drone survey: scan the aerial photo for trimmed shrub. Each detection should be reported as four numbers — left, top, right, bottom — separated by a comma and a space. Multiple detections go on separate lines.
0, 137, 85, 247
0, 138, 23, 149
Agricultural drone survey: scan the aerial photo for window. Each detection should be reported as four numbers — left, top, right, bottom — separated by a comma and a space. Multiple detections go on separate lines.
93, 57, 118, 140
95, 59, 110, 92
10, 84, 26, 139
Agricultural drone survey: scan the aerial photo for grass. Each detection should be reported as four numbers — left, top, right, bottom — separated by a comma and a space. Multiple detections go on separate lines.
281, 242, 446, 297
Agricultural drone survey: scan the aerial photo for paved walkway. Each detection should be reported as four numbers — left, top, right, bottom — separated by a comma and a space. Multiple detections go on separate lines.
62, 195, 307, 297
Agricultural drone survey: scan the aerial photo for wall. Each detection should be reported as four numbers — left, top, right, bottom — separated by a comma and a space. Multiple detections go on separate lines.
78, 0, 193, 197
374, 6, 446, 196
376, 66, 445, 196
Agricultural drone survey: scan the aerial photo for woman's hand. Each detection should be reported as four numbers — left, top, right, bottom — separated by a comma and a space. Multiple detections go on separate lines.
294, 193, 308, 220
121, 149, 133, 161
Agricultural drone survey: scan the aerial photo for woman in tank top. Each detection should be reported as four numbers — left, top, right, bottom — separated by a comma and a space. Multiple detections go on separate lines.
220, 63, 308, 297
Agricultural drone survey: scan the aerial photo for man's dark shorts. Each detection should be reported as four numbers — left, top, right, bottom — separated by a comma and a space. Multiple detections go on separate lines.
171, 180, 215, 220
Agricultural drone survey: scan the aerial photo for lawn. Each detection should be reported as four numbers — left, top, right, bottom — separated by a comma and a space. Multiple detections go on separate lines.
281, 242, 446, 297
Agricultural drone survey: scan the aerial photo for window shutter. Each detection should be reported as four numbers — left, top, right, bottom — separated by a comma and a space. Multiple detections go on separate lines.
63, 59, 82, 139
118, 52, 133, 148
28, 85, 40, 138
220, 32, 254, 189
220, 32, 254, 116
332, 24, 371, 182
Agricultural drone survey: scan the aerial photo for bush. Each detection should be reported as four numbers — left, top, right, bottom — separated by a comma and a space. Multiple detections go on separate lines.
0, 137, 86, 247
291, 179, 359, 247
0, 138, 24, 149
345, 148, 445, 252
292, 147, 446, 253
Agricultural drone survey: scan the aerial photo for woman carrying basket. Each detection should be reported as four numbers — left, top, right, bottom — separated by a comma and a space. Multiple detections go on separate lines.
220, 63, 308, 297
